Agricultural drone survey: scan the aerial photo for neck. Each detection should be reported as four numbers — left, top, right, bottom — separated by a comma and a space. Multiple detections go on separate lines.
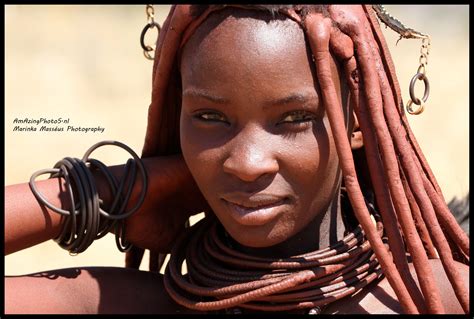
225, 187, 346, 258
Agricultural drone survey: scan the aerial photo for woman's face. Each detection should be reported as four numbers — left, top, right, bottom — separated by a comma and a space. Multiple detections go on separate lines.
180, 10, 344, 248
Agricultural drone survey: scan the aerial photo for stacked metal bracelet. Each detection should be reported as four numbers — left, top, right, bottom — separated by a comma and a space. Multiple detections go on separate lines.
29, 141, 148, 254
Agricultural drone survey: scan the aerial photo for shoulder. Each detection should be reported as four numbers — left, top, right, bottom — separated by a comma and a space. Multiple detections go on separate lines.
80, 266, 199, 314
323, 258, 469, 314
6, 266, 198, 314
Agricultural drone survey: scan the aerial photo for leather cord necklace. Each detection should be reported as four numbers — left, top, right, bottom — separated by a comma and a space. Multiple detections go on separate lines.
164, 201, 385, 313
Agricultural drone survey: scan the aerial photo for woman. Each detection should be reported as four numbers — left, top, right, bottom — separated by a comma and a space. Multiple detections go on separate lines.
5, 5, 469, 314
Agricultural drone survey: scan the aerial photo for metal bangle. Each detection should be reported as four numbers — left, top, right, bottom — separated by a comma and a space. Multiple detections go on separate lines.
29, 141, 148, 254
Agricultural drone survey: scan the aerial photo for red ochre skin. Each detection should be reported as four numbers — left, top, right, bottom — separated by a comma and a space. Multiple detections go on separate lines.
179, 9, 351, 256
4, 7, 468, 314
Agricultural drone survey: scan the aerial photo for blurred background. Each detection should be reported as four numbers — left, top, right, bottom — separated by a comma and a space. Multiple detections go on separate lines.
5, 5, 469, 275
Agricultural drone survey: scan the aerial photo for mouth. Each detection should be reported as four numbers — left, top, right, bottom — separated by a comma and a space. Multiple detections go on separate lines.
221, 194, 290, 226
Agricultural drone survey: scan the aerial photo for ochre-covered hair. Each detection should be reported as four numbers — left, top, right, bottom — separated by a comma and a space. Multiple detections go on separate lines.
127, 5, 469, 314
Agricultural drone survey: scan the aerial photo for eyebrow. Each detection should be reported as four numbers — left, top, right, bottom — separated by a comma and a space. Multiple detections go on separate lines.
263, 92, 319, 110
182, 88, 230, 104
183, 88, 319, 109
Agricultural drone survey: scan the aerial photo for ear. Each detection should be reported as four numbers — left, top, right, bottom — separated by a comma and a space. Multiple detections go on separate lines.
350, 111, 364, 150
343, 90, 363, 150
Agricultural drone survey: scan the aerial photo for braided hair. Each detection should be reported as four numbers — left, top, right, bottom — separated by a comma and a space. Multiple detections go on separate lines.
128, 5, 469, 314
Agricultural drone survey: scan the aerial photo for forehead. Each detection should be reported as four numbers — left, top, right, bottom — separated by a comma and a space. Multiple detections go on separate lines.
180, 7, 342, 99
181, 9, 312, 83
185, 8, 305, 49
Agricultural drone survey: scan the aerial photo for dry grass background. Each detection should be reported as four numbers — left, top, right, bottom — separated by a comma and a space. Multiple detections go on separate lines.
5, 5, 468, 276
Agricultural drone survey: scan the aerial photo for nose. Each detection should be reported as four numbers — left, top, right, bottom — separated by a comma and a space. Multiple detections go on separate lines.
223, 127, 279, 182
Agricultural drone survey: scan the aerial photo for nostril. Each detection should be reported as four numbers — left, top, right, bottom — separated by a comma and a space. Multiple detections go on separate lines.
223, 156, 279, 183
223, 130, 280, 182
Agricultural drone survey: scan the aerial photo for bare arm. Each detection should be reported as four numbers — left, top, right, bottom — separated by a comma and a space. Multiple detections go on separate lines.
5, 154, 208, 255
5, 179, 64, 255
5, 266, 197, 314
5, 154, 209, 314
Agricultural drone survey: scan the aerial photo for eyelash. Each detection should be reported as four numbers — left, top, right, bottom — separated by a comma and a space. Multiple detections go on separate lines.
278, 110, 316, 125
193, 111, 229, 124
192, 110, 316, 126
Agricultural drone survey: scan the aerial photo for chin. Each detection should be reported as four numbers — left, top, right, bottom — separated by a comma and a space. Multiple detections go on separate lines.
223, 221, 290, 248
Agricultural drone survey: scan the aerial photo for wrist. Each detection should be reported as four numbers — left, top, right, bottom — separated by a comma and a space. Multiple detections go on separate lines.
120, 154, 209, 251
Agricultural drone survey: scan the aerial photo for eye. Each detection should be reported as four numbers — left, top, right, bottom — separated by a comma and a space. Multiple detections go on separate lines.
193, 111, 229, 124
279, 110, 315, 125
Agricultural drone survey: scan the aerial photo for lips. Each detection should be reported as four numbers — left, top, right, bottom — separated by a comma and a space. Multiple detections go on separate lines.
221, 193, 290, 226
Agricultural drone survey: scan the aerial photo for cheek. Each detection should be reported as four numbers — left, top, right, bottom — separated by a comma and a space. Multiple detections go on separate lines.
284, 120, 336, 191
284, 119, 340, 219
180, 115, 224, 198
